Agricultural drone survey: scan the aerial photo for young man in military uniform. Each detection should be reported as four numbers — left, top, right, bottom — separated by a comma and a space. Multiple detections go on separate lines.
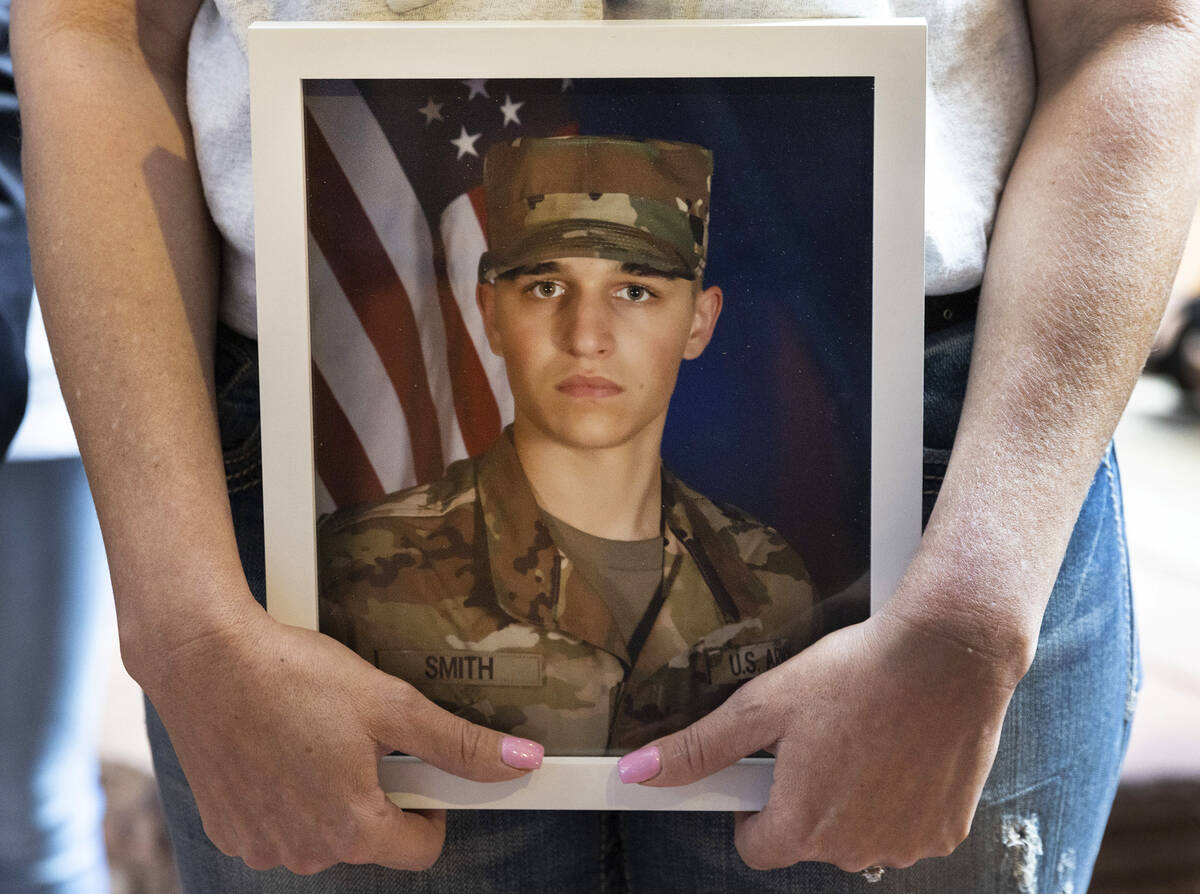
318, 135, 819, 755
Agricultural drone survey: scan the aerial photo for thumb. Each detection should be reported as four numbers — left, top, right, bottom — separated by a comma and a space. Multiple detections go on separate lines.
370, 677, 543, 782
617, 685, 779, 787
354, 805, 449, 871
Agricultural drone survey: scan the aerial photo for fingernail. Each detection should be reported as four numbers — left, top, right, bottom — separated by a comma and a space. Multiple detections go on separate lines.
617, 745, 661, 784
501, 736, 543, 770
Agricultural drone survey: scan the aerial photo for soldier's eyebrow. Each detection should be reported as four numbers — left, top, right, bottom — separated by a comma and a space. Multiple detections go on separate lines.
620, 262, 691, 281
504, 261, 561, 279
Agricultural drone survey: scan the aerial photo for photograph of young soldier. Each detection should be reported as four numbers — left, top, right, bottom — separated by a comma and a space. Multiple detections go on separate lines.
318, 135, 820, 755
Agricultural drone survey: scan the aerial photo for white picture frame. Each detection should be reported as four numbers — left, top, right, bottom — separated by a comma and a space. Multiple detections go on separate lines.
250, 18, 925, 810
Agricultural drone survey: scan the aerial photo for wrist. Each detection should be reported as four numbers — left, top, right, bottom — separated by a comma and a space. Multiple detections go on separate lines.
118, 565, 265, 693
879, 543, 1043, 687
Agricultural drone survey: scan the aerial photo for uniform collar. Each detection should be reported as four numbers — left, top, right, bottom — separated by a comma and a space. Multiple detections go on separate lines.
473, 429, 627, 664
474, 428, 762, 667
660, 471, 765, 622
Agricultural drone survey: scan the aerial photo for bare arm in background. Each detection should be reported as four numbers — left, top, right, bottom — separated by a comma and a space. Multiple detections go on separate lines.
635, 0, 1200, 871
12, 0, 539, 874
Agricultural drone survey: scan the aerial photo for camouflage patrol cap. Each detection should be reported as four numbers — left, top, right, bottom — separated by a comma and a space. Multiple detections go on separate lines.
477, 135, 713, 283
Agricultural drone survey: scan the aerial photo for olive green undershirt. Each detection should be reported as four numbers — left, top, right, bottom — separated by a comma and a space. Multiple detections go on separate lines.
540, 510, 664, 649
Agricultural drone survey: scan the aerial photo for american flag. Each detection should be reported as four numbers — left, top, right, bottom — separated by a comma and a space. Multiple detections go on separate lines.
303, 77, 578, 515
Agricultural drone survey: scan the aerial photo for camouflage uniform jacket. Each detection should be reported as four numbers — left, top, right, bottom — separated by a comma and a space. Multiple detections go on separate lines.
318, 432, 819, 755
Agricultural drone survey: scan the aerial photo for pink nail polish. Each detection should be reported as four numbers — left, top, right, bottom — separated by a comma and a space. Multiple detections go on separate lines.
617, 746, 661, 784
501, 736, 544, 770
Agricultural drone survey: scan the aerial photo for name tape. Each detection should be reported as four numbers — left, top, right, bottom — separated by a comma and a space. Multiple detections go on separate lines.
377, 650, 544, 687
705, 639, 789, 686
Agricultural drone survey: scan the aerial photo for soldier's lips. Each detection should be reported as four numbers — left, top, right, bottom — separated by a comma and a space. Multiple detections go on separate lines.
556, 375, 623, 398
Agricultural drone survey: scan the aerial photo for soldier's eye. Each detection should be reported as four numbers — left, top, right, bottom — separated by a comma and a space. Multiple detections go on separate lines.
616, 284, 656, 303
528, 281, 565, 299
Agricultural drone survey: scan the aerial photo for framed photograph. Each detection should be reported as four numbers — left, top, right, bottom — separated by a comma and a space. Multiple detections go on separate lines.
250, 19, 925, 810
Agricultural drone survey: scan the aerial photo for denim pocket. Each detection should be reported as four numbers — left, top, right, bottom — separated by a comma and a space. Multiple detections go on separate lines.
213, 324, 261, 494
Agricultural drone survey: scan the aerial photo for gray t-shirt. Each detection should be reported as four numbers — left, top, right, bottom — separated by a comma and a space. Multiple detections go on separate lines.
188, 0, 1035, 336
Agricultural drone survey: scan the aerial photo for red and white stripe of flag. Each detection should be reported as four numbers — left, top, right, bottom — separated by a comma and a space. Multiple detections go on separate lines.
305, 90, 513, 516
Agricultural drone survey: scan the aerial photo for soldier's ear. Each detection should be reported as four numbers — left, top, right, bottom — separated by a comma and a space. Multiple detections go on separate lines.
683, 285, 722, 360
477, 282, 505, 358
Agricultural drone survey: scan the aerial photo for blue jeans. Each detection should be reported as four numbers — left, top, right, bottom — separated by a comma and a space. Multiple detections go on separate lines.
0, 458, 113, 894
147, 320, 1138, 892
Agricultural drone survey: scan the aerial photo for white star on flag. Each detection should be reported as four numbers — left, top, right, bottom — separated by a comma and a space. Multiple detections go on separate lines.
561, 79, 574, 92
450, 125, 482, 160
499, 94, 525, 127
418, 97, 444, 125
462, 79, 489, 101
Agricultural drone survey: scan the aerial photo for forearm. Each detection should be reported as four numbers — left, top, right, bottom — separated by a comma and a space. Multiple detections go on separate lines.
13, 2, 255, 680
891, 15, 1200, 670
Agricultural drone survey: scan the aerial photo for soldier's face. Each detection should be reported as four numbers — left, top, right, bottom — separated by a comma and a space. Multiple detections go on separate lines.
478, 256, 722, 451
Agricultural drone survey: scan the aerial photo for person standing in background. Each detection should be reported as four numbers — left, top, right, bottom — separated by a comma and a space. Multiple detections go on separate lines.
0, 1, 113, 888
0, 0, 28, 452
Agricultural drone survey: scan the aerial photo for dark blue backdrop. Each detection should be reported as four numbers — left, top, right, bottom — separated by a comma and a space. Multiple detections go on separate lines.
574, 78, 874, 597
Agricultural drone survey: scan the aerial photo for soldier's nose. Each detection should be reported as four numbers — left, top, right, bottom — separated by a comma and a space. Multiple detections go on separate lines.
561, 294, 615, 357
